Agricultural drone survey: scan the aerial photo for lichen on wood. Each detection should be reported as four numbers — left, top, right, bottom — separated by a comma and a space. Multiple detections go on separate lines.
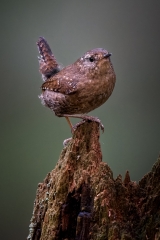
27, 121, 160, 240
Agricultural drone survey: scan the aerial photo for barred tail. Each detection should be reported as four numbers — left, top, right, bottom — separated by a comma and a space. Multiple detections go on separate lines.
37, 37, 60, 81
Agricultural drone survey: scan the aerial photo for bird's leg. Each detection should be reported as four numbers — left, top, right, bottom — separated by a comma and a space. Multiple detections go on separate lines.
63, 114, 104, 132
65, 117, 74, 133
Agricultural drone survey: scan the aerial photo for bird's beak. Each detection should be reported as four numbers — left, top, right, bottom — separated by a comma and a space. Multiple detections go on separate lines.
103, 52, 112, 58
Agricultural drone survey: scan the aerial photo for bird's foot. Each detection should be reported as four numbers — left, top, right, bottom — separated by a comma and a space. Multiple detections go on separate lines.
72, 119, 85, 131
59, 114, 104, 133
73, 116, 104, 132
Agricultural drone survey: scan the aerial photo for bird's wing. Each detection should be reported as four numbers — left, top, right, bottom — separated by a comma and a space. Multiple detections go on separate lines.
41, 71, 78, 95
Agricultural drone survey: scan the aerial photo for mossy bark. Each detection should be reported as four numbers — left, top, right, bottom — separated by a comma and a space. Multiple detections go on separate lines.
27, 121, 160, 240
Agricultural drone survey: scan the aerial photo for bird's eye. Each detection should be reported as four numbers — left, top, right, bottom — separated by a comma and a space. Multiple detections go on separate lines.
89, 56, 95, 62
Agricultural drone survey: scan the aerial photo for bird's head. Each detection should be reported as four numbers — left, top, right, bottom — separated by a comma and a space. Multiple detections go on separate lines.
75, 48, 113, 77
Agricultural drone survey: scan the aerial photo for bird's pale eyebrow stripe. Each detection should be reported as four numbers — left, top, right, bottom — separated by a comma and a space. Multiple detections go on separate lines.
84, 54, 91, 58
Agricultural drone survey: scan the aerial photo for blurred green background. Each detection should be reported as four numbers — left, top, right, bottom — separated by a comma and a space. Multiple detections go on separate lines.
0, 1, 160, 239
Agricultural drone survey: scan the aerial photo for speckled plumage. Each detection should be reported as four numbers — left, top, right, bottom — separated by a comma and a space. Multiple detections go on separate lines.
37, 37, 116, 131
37, 37, 61, 81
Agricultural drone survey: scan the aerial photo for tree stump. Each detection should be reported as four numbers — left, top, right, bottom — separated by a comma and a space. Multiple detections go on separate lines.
27, 121, 160, 240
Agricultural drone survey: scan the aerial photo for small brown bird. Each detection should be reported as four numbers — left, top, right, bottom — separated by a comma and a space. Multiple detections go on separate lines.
37, 37, 116, 132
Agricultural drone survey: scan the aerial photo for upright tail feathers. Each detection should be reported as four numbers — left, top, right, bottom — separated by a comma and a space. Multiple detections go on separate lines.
37, 37, 61, 81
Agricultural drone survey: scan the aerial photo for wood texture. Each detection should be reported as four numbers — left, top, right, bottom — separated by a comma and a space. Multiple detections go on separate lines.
27, 121, 160, 240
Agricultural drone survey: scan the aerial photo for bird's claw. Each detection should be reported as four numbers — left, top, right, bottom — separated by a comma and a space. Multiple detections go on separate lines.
72, 119, 86, 132
63, 137, 72, 147
72, 117, 104, 133
87, 116, 104, 133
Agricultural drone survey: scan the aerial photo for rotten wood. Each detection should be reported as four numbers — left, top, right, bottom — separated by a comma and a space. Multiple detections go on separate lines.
27, 121, 160, 240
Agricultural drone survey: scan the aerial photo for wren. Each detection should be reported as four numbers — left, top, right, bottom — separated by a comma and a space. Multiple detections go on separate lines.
37, 37, 116, 132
